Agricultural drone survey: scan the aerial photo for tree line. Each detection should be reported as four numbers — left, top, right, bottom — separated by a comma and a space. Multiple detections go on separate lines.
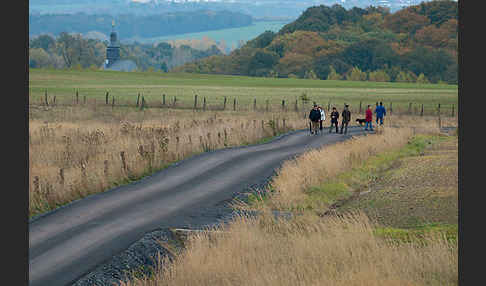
174, 0, 458, 84
29, 33, 223, 71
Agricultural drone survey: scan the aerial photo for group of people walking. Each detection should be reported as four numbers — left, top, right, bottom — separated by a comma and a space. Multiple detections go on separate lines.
308, 102, 386, 135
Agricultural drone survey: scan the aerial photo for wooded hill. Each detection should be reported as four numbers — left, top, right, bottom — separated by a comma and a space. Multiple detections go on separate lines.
29, 10, 253, 39
174, 0, 458, 84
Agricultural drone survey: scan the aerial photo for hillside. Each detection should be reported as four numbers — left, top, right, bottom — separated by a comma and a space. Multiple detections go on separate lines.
174, 0, 458, 84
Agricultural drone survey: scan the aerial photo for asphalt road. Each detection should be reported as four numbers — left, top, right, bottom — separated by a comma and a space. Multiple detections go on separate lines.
29, 126, 370, 286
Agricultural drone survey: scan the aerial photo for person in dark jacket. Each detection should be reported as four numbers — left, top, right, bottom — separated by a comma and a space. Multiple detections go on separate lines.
309, 104, 321, 135
374, 101, 386, 125
340, 104, 351, 134
329, 107, 339, 133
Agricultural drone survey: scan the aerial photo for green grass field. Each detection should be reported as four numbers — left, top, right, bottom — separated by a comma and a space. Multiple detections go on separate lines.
29, 68, 458, 114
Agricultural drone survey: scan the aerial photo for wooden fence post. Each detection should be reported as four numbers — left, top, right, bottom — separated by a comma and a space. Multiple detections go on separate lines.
421, 104, 424, 116
104, 160, 109, 178
233, 98, 236, 111
266, 99, 269, 112
76, 89, 79, 105
282, 100, 285, 111
59, 168, 64, 186
33, 176, 40, 193
390, 102, 393, 115
295, 99, 298, 112
140, 96, 145, 110
105, 91, 109, 105
223, 97, 227, 110
112, 96, 115, 109
254, 98, 257, 111
452, 104, 454, 117
120, 151, 127, 173
194, 94, 198, 110
136, 93, 140, 107
173, 96, 177, 107
359, 101, 362, 113
203, 97, 206, 111
438, 103, 441, 129
44, 90, 49, 106
83, 95, 86, 105
163, 94, 166, 106
408, 102, 412, 114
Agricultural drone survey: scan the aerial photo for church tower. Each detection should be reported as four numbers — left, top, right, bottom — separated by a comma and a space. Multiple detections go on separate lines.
105, 20, 120, 68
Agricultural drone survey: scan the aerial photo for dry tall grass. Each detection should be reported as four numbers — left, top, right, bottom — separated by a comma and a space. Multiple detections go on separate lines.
266, 127, 412, 210
262, 114, 457, 211
125, 211, 457, 286
29, 105, 307, 217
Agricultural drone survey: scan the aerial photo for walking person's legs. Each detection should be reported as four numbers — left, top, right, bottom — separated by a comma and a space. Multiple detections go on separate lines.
343, 122, 348, 134
312, 121, 319, 134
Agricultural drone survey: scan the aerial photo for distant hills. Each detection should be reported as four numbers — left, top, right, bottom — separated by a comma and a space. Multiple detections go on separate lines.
29, 10, 253, 39
174, 0, 458, 84
30, 0, 440, 17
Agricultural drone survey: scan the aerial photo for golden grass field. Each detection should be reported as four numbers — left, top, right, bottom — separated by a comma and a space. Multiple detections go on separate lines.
29, 103, 308, 217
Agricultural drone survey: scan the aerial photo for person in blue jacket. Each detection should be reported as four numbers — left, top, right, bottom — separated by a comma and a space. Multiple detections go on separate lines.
374, 102, 386, 126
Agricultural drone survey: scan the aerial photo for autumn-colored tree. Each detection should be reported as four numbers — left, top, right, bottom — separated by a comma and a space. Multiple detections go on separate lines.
395, 70, 417, 83
414, 25, 450, 48
270, 31, 329, 58
326, 66, 343, 80
346, 67, 367, 81
368, 69, 391, 82
304, 69, 318, 80
416, 73, 430, 84
384, 9, 430, 34
275, 53, 313, 78
360, 13, 385, 31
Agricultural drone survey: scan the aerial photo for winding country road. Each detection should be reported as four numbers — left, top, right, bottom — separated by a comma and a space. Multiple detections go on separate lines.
29, 126, 370, 286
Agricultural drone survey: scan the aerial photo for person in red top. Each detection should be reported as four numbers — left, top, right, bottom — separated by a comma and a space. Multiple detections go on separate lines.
365, 105, 374, 131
